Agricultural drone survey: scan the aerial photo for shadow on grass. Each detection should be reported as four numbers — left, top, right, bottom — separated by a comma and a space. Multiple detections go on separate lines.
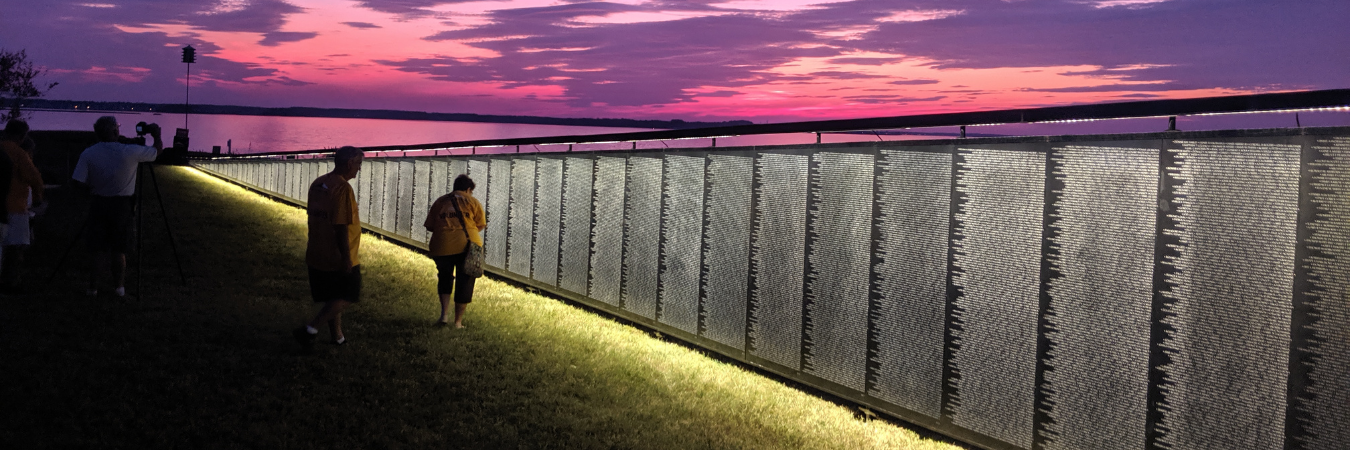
0, 166, 966, 450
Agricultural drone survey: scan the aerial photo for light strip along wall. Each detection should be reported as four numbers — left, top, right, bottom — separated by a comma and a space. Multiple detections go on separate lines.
194, 126, 1350, 450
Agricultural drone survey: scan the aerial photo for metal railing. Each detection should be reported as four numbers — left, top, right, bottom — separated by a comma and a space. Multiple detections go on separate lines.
213, 89, 1350, 159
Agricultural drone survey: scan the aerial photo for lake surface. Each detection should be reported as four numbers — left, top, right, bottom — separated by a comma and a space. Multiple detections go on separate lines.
26, 110, 655, 154
26, 108, 1349, 155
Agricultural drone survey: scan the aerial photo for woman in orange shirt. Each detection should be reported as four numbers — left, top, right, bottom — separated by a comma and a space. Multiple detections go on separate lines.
423, 174, 486, 328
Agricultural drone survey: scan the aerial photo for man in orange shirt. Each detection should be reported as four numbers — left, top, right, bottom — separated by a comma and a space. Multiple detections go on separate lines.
293, 146, 364, 349
0, 120, 44, 294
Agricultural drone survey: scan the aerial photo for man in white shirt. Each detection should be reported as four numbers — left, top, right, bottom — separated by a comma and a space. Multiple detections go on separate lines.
71, 116, 163, 297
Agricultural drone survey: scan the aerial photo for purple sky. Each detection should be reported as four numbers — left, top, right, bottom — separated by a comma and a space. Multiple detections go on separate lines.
2, 0, 1346, 122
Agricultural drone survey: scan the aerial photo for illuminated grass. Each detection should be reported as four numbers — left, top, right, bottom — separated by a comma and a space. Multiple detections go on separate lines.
0, 166, 965, 449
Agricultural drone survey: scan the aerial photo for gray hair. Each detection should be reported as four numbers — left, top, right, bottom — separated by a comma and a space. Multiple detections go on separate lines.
94, 116, 119, 139
334, 146, 363, 168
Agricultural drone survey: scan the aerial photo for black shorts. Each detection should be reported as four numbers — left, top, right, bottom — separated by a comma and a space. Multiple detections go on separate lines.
432, 252, 476, 304
309, 265, 362, 303
87, 196, 135, 253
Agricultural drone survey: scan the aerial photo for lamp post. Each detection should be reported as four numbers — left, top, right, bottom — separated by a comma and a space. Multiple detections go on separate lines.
182, 45, 195, 130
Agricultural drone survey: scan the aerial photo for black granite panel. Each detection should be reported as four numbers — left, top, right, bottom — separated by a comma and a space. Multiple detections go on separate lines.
286, 163, 297, 200
1038, 145, 1156, 450
869, 149, 950, 419
429, 161, 449, 206
804, 152, 873, 392
533, 158, 564, 286
358, 160, 373, 225
1152, 139, 1298, 450
486, 159, 512, 268
509, 158, 537, 277
560, 157, 594, 294
1292, 136, 1350, 450
467, 160, 488, 191
749, 152, 809, 370
590, 156, 625, 306
449, 159, 468, 183
701, 154, 753, 349
382, 161, 400, 234
659, 154, 704, 334
948, 147, 1044, 449
411, 160, 432, 244
623, 157, 663, 319
396, 161, 415, 239
368, 161, 387, 231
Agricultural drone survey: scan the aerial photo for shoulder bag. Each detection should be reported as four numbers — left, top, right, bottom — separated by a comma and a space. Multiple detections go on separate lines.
450, 193, 485, 278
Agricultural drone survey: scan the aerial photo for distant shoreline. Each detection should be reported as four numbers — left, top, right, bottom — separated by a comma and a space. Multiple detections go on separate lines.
20, 99, 752, 130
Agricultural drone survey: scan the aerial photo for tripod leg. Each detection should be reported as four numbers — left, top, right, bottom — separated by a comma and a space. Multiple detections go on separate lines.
148, 165, 187, 286
44, 219, 89, 287
136, 164, 143, 297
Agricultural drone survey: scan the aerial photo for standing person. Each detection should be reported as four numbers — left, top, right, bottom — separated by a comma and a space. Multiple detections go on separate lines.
71, 116, 161, 297
423, 174, 485, 328
0, 120, 45, 294
293, 146, 364, 348
0, 127, 15, 265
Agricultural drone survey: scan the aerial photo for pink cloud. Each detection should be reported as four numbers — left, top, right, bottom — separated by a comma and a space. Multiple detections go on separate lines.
2, 0, 1345, 122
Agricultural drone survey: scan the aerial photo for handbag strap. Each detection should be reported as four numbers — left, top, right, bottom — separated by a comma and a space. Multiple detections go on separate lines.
448, 192, 474, 242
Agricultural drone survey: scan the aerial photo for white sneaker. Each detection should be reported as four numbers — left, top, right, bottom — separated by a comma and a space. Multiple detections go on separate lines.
114, 287, 126, 297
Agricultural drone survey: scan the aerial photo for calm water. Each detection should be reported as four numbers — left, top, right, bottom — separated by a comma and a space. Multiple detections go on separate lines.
26, 110, 655, 154
26, 108, 1350, 155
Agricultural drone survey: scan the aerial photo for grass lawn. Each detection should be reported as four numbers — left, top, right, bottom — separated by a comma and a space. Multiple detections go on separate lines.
0, 165, 967, 450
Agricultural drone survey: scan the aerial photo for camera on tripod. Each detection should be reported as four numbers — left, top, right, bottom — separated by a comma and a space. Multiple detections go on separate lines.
134, 122, 161, 136
120, 122, 163, 146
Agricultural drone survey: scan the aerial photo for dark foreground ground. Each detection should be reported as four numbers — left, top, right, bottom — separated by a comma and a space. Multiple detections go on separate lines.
0, 165, 962, 449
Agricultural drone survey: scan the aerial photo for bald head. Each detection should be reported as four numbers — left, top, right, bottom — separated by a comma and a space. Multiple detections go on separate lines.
333, 146, 364, 179
94, 116, 120, 142
334, 146, 363, 169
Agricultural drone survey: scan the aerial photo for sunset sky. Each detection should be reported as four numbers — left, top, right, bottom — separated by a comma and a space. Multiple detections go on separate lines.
3, 0, 1346, 122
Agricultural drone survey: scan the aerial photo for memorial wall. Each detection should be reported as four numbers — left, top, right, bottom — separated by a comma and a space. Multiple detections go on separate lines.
195, 127, 1350, 450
